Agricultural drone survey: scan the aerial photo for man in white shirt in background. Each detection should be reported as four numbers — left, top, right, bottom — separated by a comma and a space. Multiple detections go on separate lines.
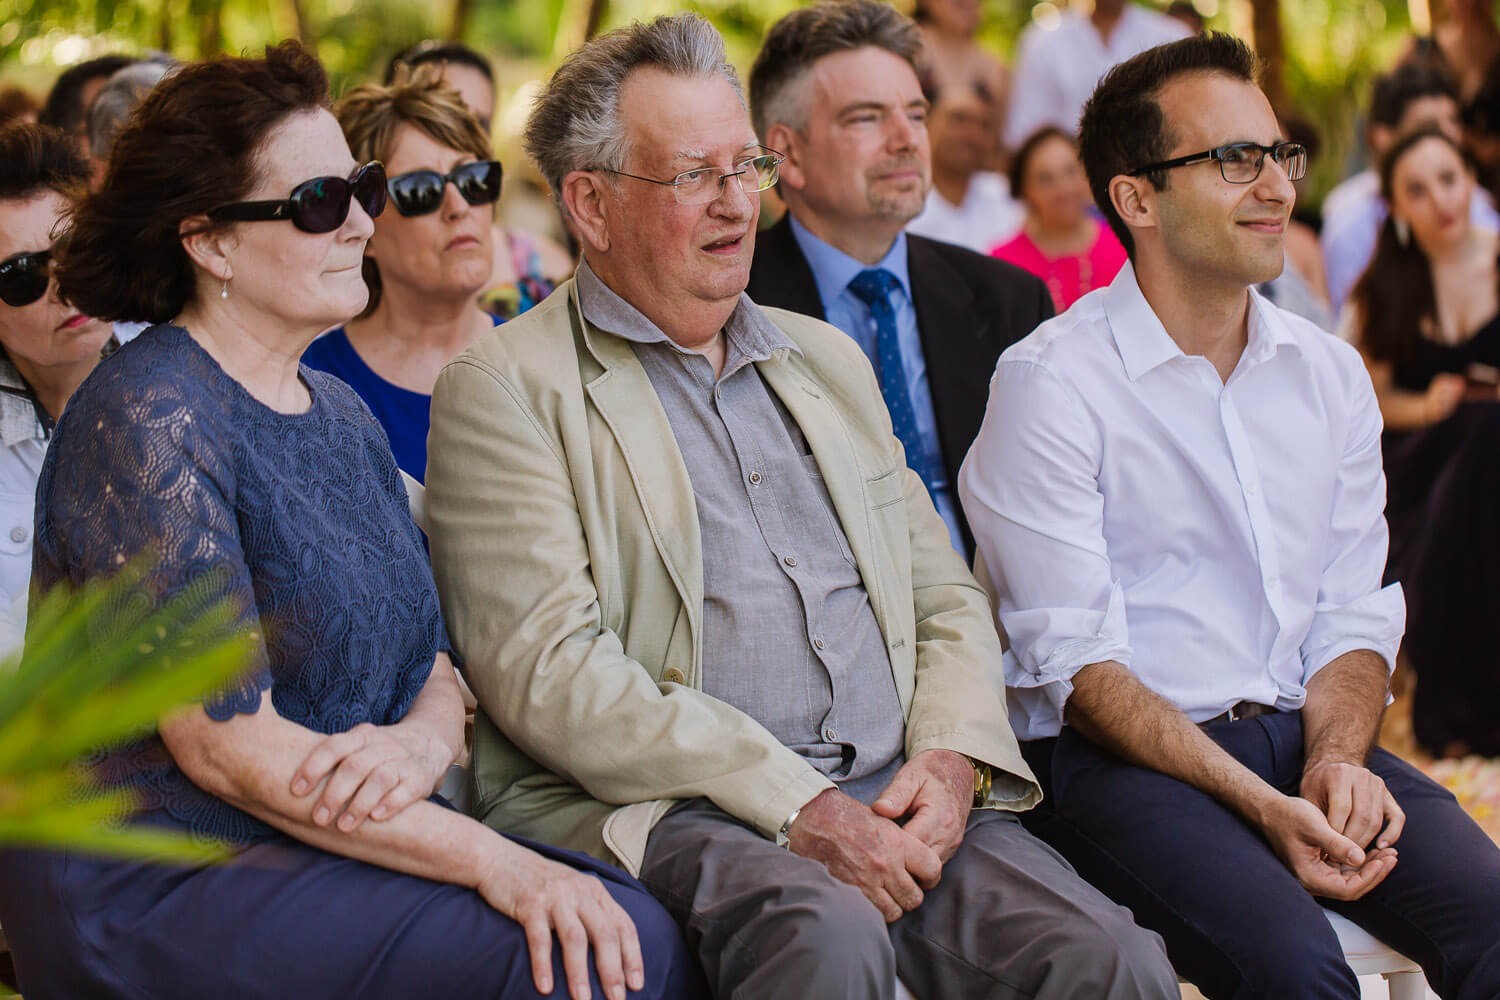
906, 80, 1023, 253
962, 33, 1500, 999
1003, 0, 1187, 150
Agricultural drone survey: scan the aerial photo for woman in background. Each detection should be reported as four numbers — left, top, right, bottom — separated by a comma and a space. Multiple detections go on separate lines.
1350, 126, 1500, 759
304, 66, 499, 482
991, 127, 1125, 312
0, 123, 115, 648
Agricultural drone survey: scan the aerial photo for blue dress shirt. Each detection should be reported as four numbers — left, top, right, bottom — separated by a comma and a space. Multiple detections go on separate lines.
786, 215, 964, 554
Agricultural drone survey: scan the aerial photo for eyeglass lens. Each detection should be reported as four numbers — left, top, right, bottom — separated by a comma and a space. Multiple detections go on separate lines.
0, 251, 51, 308
388, 161, 503, 218
673, 154, 781, 205
1221, 143, 1306, 183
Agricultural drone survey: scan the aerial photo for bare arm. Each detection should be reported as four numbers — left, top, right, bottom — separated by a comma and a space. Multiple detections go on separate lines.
1066, 660, 1279, 822
1065, 660, 1398, 899
1299, 649, 1405, 853
160, 663, 645, 1000
1361, 342, 1464, 432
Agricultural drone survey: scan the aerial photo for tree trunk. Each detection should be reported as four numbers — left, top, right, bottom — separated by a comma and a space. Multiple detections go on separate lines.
1249, 0, 1288, 112
450, 0, 475, 40
552, 0, 609, 59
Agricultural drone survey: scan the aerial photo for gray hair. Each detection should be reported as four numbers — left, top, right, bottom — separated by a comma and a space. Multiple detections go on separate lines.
750, 1, 922, 139
523, 13, 743, 197
87, 57, 175, 161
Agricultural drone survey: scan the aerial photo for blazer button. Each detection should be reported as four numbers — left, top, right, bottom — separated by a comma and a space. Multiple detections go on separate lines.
662, 667, 686, 684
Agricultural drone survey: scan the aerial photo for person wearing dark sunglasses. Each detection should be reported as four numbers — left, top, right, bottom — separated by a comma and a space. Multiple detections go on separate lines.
4, 42, 699, 1000
0, 122, 115, 654
301, 66, 505, 484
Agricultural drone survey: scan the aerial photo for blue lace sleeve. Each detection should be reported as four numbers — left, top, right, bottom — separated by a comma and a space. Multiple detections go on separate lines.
34, 363, 274, 719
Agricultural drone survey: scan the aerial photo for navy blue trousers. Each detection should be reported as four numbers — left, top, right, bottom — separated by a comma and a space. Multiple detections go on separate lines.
0, 829, 704, 999
1020, 711, 1500, 1000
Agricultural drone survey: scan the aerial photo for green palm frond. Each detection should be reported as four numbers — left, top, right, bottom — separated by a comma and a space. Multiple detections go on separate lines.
0, 563, 257, 863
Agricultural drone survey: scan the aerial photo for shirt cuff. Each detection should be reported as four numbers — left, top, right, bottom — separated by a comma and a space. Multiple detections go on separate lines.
1300, 581, 1405, 682
1000, 582, 1132, 716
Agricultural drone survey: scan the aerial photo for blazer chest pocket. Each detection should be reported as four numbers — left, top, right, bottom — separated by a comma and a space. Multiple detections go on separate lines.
866, 467, 906, 511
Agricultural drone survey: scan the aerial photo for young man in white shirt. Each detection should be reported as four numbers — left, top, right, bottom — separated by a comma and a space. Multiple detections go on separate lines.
962, 33, 1500, 999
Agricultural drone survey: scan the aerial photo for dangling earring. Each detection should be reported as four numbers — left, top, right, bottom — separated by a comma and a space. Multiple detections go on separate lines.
1393, 216, 1411, 248
220, 278, 229, 299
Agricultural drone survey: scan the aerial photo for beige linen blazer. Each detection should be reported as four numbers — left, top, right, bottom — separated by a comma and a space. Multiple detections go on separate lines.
425, 278, 1039, 875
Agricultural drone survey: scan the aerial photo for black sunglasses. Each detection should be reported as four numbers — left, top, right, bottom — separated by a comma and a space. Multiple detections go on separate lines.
209, 161, 388, 234
387, 160, 503, 217
0, 250, 51, 308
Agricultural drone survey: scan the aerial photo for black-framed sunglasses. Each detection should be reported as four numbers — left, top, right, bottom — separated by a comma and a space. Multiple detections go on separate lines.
1129, 141, 1308, 184
0, 250, 51, 308
209, 161, 388, 234
595, 147, 784, 206
387, 160, 503, 218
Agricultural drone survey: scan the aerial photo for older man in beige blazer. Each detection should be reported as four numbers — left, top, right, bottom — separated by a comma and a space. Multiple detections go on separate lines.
425, 11, 1174, 1000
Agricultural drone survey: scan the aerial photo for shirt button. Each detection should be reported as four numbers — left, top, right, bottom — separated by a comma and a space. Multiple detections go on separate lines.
748, 471, 762, 485
783, 555, 798, 568
823, 727, 838, 742
8, 527, 25, 543
1245, 481, 1258, 495
661, 667, 686, 684
813, 637, 825, 650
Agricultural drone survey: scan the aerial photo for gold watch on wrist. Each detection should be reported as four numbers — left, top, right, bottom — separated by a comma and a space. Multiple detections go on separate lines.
967, 756, 992, 808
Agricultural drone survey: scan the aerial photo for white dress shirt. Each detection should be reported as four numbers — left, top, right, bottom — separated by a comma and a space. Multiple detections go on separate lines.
1004, 5, 1189, 148
959, 262, 1405, 740
906, 172, 1025, 254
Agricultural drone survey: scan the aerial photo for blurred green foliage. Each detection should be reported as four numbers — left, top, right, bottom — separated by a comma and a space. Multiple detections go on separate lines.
0, 0, 1472, 203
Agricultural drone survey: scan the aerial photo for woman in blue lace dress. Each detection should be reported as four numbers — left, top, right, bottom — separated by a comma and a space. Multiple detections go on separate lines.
0, 43, 700, 1000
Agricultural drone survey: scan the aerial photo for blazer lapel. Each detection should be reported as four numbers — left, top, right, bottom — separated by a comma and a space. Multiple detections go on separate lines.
906, 238, 988, 483
569, 287, 704, 638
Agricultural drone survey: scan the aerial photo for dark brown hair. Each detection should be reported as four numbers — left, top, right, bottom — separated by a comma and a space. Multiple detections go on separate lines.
1351, 127, 1483, 363
1078, 32, 1258, 258
750, 0, 921, 140
1008, 125, 1075, 200
55, 42, 330, 324
0, 123, 89, 203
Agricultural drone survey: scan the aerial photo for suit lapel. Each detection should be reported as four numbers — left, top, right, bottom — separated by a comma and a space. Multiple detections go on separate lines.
569, 287, 704, 637
906, 237, 988, 482
748, 216, 827, 320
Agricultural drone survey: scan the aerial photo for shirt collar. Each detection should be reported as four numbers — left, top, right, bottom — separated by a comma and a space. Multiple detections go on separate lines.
0, 351, 44, 447
1104, 260, 1301, 382
787, 213, 912, 314
573, 257, 798, 363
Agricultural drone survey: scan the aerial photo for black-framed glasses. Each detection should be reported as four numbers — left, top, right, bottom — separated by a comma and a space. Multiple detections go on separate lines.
0, 250, 51, 308
209, 161, 388, 233
1129, 141, 1308, 184
595, 147, 784, 206
387, 160, 503, 217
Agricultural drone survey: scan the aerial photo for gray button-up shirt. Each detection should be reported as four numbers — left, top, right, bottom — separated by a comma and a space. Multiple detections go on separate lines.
576, 262, 905, 802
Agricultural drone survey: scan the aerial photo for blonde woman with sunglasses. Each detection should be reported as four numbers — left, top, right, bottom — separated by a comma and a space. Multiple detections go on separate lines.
302, 66, 505, 483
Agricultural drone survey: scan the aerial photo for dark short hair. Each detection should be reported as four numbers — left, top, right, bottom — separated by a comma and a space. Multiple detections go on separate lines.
385, 40, 494, 87
38, 54, 137, 134
55, 42, 330, 324
0, 86, 40, 128
0, 122, 89, 203
1008, 125, 1074, 199
1078, 32, 1258, 257
1369, 59, 1458, 129
750, 0, 921, 139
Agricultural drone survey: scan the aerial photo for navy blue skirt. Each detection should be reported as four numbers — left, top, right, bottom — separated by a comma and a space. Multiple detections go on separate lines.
0, 828, 703, 999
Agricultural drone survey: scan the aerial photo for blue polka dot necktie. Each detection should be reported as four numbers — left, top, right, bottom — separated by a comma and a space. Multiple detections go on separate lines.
846, 268, 943, 499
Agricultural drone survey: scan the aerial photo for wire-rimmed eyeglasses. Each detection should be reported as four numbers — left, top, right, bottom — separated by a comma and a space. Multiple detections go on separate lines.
594, 147, 784, 205
1128, 141, 1308, 184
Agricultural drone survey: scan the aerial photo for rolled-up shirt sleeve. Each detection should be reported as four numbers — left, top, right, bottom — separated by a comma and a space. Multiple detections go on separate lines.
959, 358, 1130, 736
1300, 352, 1405, 682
